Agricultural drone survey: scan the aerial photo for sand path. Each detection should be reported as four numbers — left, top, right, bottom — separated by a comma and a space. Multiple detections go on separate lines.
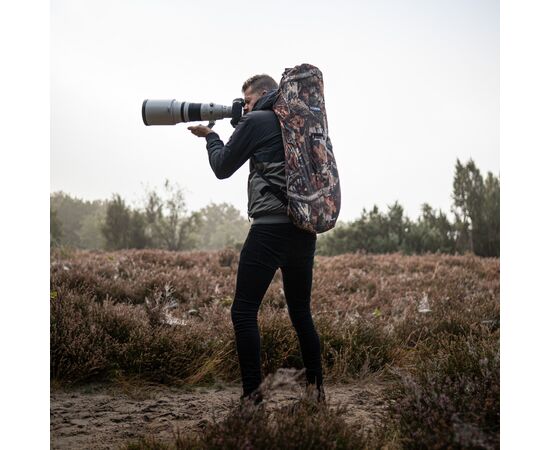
51, 378, 389, 449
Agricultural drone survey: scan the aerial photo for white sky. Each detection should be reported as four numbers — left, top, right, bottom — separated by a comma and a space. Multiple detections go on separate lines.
51, 0, 499, 222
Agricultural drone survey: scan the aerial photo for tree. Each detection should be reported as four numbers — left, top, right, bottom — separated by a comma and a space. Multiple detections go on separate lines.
452, 159, 499, 257
315, 220, 355, 256
101, 194, 131, 250
80, 208, 107, 249
359, 202, 408, 253
482, 172, 500, 257
50, 191, 107, 248
315, 159, 499, 257
403, 203, 456, 254
452, 159, 484, 253
195, 202, 249, 250
128, 210, 150, 249
144, 180, 202, 251
317, 202, 410, 255
50, 207, 63, 247
387, 201, 408, 249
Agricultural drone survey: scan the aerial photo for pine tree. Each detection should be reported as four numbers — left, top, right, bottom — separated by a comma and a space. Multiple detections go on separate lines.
452, 158, 499, 256
101, 194, 131, 250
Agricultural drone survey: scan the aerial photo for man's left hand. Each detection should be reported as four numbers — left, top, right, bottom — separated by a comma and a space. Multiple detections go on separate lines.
188, 125, 214, 138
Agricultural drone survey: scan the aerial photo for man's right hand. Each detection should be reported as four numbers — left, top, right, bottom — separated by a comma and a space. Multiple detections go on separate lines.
187, 125, 215, 138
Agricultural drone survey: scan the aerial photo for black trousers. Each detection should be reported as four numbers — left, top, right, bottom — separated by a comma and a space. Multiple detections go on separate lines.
231, 222, 323, 397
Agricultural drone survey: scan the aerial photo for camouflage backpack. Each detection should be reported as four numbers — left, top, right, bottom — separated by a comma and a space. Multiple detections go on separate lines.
270, 63, 341, 234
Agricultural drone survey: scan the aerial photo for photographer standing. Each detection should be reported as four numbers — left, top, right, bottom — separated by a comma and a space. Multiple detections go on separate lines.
188, 74, 324, 404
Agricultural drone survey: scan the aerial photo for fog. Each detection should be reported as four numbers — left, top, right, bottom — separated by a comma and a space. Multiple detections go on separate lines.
51, 0, 499, 221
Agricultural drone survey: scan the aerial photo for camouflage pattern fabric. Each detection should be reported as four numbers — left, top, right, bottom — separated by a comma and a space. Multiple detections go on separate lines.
273, 64, 341, 234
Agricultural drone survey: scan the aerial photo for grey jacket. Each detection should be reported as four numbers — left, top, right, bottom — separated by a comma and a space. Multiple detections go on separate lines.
205, 90, 288, 221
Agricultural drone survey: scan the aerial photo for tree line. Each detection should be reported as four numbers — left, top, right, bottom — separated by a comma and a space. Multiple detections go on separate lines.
50, 180, 249, 252
51, 158, 499, 257
317, 158, 499, 257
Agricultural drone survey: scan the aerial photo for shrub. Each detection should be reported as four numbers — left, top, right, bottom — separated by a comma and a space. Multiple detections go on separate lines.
124, 371, 368, 450
51, 249, 499, 447
386, 331, 500, 449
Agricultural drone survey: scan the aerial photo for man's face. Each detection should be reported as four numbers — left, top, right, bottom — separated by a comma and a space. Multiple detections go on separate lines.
243, 87, 267, 114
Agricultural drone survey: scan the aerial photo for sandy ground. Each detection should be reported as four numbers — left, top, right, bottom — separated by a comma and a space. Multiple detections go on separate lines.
50, 377, 390, 449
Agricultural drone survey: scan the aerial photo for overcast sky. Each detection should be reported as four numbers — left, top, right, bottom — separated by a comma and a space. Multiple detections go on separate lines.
51, 0, 499, 222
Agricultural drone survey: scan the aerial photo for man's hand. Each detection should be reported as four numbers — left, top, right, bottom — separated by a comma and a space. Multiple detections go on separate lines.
187, 124, 214, 138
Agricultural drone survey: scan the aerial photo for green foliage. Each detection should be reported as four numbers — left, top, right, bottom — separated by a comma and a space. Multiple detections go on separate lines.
194, 202, 249, 250
51, 158, 499, 256
102, 194, 132, 250
317, 202, 415, 256
50, 191, 107, 248
317, 158, 499, 257
51, 189, 250, 252
50, 207, 63, 247
452, 158, 500, 257
481, 171, 500, 257
402, 203, 456, 254
144, 180, 203, 251
128, 210, 150, 249
79, 209, 107, 249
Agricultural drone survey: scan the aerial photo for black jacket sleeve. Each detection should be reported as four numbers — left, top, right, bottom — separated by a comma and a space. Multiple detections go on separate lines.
205, 114, 257, 179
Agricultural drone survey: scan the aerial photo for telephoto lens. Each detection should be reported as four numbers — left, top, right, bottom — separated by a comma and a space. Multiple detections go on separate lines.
142, 99, 234, 126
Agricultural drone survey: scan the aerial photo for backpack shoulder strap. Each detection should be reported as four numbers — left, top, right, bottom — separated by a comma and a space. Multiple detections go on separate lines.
251, 156, 289, 206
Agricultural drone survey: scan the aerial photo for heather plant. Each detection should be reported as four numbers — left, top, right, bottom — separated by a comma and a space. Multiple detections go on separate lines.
124, 400, 367, 450
316, 316, 393, 379
363, 277, 499, 448
50, 287, 239, 384
194, 400, 366, 450
258, 309, 303, 374
51, 249, 498, 384
51, 287, 114, 382
49, 287, 395, 385
377, 330, 500, 449
124, 370, 369, 450
51, 248, 499, 447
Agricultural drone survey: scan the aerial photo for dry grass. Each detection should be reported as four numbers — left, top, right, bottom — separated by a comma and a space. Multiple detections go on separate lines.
51, 247, 499, 448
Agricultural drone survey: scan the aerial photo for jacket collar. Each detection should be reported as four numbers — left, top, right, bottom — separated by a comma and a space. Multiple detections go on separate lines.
252, 89, 278, 111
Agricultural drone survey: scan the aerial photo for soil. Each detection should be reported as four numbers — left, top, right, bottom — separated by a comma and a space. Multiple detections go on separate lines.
50, 377, 390, 449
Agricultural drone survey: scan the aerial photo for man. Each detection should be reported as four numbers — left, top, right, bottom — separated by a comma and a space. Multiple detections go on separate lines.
188, 74, 324, 404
